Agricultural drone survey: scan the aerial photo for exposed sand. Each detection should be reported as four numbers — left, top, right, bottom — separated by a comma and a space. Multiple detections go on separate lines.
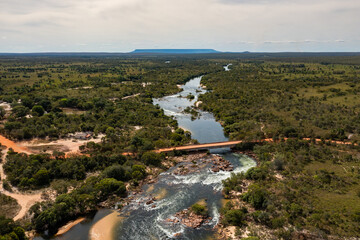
5, 191, 42, 221
55, 217, 86, 236
154, 188, 167, 200
19, 134, 105, 155
89, 211, 122, 240
122, 93, 140, 100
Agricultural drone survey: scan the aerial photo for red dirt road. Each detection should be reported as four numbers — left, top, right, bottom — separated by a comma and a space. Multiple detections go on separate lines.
0, 135, 32, 154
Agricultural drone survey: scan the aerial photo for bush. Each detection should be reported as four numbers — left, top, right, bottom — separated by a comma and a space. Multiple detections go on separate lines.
245, 167, 267, 181
191, 203, 208, 216
32, 105, 45, 116
141, 152, 162, 166
95, 178, 126, 199
241, 237, 260, 240
273, 157, 284, 171
252, 211, 270, 226
2, 180, 12, 192
271, 217, 286, 229
102, 165, 130, 181
223, 209, 247, 226
131, 165, 146, 180
0, 216, 27, 240
242, 184, 269, 210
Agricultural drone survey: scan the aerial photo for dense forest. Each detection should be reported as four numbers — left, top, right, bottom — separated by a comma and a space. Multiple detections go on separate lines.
0, 54, 359, 239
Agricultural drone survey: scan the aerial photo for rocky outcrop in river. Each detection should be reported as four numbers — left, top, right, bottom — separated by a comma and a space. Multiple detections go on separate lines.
166, 208, 212, 229
211, 155, 233, 172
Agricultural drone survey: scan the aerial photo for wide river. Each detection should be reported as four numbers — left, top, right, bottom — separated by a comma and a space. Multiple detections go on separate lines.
43, 64, 256, 240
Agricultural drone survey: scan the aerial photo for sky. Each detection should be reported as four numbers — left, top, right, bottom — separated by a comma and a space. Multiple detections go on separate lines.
0, 0, 359, 52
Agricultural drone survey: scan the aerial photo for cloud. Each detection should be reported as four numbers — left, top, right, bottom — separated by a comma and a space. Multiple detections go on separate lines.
0, 0, 358, 52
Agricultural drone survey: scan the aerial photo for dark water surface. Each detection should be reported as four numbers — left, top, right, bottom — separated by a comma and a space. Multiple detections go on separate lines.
44, 69, 256, 240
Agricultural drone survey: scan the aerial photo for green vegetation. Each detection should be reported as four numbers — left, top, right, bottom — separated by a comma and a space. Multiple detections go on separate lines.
0, 194, 20, 219
221, 139, 360, 238
0, 56, 222, 237
30, 176, 126, 234
197, 56, 360, 239
1, 54, 360, 239
0, 216, 27, 240
190, 203, 208, 216
200, 60, 360, 141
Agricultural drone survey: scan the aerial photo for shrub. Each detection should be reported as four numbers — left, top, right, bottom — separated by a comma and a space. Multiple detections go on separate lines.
271, 217, 286, 229
102, 165, 130, 181
224, 209, 247, 226
241, 237, 260, 240
273, 157, 284, 171
32, 105, 45, 116
252, 211, 270, 226
191, 203, 208, 216
242, 184, 269, 210
245, 167, 267, 180
141, 152, 162, 166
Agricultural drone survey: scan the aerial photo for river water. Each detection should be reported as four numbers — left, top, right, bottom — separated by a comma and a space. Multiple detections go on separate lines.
44, 66, 256, 240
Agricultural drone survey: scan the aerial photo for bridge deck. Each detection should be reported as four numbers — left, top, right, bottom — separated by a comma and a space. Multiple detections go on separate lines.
155, 140, 243, 153
155, 138, 355, 153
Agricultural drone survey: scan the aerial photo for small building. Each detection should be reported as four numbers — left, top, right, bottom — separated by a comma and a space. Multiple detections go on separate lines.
72, 131, 93, 140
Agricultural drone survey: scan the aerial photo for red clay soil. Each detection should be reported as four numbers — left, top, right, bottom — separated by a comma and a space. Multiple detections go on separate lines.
0, 135, 32, 154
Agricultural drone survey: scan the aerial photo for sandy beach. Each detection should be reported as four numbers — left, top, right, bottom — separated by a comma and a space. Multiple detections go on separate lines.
89, 211, 122, 240
55, 217, 86, 236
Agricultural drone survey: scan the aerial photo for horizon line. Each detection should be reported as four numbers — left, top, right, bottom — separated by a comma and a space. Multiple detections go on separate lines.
1, 51, 360, 54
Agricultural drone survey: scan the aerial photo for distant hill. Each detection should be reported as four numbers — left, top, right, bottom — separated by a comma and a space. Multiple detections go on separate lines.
131, 49, 220, 54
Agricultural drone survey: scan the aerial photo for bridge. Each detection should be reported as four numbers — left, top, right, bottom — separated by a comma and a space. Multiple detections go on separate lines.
155, 138, 355, 153
155, 140, 244, 153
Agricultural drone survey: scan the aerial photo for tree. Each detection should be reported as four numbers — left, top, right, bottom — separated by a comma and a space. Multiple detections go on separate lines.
33, 169, 50, 186
141, 152, 162, 166
95, 178, 126, 199
242, 184, 269, 210
131, 165, 146, 180
32, 105, 45, 116
223, 209, 246, 226
0, 106, 5, 119
11, 105, 29, 118
102, 165, 130, 181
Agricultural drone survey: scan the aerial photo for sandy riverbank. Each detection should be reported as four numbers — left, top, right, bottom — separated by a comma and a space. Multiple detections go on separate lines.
89, 211, 122, 240
55, 217, 86, 236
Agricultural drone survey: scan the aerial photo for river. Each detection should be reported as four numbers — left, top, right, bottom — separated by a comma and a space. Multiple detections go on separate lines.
41, 66, 256, 240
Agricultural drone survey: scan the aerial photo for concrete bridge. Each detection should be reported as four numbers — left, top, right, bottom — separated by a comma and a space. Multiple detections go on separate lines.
155, 140, 244, 153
